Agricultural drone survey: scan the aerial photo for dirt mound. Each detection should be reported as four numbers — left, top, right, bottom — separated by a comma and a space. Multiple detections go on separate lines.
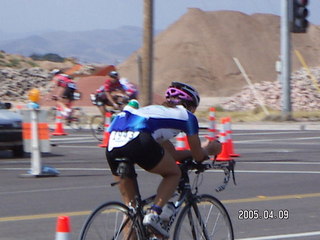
118, 9, 320, 100
3, 10, 320, 109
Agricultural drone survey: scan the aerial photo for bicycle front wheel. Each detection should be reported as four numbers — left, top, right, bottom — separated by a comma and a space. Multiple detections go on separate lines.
79, 201, 141, 240
173, 194, 234, 240
90, 115, 104, 141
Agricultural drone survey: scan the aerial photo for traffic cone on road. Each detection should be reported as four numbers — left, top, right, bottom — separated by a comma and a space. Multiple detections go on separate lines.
99, 112, 112, 148
175, 132, 190, 151
55, 216, 71, 240
205, 107, 217, 141
225, 117, 240, 157
52, 107, 68, 136
216, 118, 232, 161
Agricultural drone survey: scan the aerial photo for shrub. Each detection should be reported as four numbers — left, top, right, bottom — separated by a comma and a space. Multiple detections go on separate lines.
30, 53, 65, 62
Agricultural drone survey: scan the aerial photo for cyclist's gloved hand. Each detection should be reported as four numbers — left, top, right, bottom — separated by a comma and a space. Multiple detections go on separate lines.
113, 103, 119, 109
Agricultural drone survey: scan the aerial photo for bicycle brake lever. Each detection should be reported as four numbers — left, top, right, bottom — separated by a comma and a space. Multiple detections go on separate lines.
227, 160, 237, 186
214, 160, 237, 192
110, 181, 120, 187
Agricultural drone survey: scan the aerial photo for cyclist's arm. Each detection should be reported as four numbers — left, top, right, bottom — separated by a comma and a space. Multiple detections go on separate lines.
187, 134, 209, 162
187, 134, 222, 162
161, 140, 192, 161
105, 91, 118, 108
55, 87, 65, 99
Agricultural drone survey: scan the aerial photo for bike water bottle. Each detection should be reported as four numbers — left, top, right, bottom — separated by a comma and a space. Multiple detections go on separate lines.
161, 202, 175, 221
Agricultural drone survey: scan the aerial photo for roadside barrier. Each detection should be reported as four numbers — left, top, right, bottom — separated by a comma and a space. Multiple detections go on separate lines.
175, 132, 190, 151
52, 107, 68, 136
55, 216, 71, 240
225, 117, 240, 157
21, 109, 58, 177
15, 103, 26, 115
216, 118, 232, 161
22, 110, 51, 154
206, 107, 217, 141
99, 112, 112, 148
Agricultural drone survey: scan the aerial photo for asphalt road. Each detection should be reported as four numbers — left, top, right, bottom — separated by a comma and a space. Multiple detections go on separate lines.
0, 127, 320, 240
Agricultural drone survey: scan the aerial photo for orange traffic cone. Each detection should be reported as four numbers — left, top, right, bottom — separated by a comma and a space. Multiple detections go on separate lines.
216, 118, 232, 161
175, 132, 189, 151
225, 117, 240, 157
99, 112, 112, 148
52, 107, 68, 136
55, 216, 71, 240
206, 107, 217, 141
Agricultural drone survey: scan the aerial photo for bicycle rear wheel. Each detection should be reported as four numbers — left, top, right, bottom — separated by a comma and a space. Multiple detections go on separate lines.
68, 107, 88, 130
79, 201, 141, 240
90, 115, 104, 141
47, 107, 57, 124
173, 194, 234, 240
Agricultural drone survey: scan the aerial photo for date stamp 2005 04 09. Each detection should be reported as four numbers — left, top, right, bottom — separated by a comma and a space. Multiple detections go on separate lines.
238, 209, 289, 220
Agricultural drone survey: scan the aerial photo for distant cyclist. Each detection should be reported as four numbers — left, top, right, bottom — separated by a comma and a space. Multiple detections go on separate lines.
92, 71, 128, 120
120, 78, 139, 100
106, 82, 222, 238
50, 69, 79, 117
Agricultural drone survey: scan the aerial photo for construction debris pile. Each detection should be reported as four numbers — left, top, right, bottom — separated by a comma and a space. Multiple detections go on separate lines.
0, 68, 52, 102
0, 65, 95, 102
221, 67, 320, 112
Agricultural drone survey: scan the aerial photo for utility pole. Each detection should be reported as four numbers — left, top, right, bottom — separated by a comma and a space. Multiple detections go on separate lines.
280, 0, 292, 120
141, 0, 154, 106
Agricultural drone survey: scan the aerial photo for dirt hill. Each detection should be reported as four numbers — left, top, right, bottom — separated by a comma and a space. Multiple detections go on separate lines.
2, 9, 320, 109
118, 9, 320, 99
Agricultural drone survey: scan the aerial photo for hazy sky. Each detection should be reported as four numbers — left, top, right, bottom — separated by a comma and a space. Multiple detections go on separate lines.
1, 0, 319, 34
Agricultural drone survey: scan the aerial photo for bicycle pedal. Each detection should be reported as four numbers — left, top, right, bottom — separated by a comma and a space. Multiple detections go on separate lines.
149, 235, 164, 240
147, 228, 167, 239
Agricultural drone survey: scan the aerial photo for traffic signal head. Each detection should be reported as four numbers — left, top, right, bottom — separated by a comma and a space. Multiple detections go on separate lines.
290, 0, 309, 33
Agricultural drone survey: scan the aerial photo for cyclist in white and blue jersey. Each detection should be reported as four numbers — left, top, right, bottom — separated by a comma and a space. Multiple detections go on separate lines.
106, 82, 222, 238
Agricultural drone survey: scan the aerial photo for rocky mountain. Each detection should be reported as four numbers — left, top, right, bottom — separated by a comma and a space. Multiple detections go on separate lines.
0, 26, 143, 64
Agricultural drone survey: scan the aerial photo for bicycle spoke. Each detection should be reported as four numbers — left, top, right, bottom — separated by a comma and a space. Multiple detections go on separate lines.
173, 195, 234, 240
79, 202, 140, 240
90, 115, 104, 141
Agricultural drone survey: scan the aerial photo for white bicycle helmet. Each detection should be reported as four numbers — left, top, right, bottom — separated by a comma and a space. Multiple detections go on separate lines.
50, 69, 62, 75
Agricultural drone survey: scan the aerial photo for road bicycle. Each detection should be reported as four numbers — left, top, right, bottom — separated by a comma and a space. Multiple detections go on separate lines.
47, 93, 88, 130
89, 93, 129, 141
48, 106, 88, 130
89, 109, 117, 141
79, 157, 236, 240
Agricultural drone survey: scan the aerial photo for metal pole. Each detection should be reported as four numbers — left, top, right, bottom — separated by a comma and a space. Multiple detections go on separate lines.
141, 0, 153, 106
30, 109, 41, 175
281, 0, 292, 120
137, 54, 143, 91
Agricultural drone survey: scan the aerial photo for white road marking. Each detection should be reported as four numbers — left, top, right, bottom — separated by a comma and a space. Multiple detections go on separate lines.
237, 230, 320, 240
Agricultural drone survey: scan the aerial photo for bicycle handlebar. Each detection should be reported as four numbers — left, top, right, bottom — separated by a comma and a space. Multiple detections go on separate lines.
111, 157, 237, 192
177, 158, 236, 192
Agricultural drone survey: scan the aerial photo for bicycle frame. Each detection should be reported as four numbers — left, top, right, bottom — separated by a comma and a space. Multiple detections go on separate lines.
108, 157, 236, 240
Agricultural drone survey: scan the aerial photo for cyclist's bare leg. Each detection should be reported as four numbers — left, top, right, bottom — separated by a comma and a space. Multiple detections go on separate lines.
60, 99, 73, 117
97, 105, 106, 122
117, 176, 137, 206
117, 176, 138, 240
148, 149, 181, 208
116, 150, 180, 208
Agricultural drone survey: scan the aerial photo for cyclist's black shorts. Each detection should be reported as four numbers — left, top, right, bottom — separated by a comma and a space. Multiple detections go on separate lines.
106, 132, 164, 176
61, 87, 75, 101
95, 92, 110, 106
